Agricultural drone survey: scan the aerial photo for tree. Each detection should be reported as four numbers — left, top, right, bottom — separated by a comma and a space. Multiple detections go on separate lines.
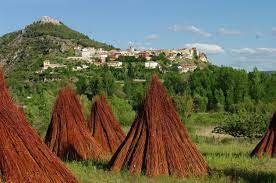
108, 95, 136, 126
88, 75, 103, 97
127, 63, 135, 79
101, 71, 116, 96
233, 70, 248, 103
173, 95, 194, 119
123, 79, 145, 110
193, 94, 208, 112
214, 89, 225, 112
163, 73, 186, 95
76, 76, 88, 94
225, 87, 234, 110
248, 68, 265, 101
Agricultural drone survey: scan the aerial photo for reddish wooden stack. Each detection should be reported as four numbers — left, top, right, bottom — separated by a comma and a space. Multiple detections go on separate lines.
45, 87, 108, 161
88, 95, 126, 154
251, 112, 276, 158
109, 74, 208, 177
0, 70, 79, 182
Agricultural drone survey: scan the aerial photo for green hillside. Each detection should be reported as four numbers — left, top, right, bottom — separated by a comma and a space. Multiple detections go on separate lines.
0, 19, 114, 74
23, 22, 114, 49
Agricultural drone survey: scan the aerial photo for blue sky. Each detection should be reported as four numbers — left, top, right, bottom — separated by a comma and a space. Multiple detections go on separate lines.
1, 0, 276, 71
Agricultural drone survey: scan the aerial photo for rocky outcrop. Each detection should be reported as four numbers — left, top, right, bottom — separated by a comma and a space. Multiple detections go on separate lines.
37, 16, 61, 25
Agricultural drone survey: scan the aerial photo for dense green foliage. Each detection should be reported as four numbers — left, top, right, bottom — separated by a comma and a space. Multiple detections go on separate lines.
187, 66, 276, 111
107, 95, 136, 126
212, 101, 275, 138
213, 113, 269, 138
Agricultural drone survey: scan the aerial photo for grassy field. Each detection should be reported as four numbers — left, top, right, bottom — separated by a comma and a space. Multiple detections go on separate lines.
66, 119, 276, 183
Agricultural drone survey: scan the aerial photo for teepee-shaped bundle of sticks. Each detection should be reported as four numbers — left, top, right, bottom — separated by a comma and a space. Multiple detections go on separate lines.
109, 74, 208, 177
251, 112, 276, 158
0, 70, 79, 182
45, 87, 108, 161
87, 95, 126, 154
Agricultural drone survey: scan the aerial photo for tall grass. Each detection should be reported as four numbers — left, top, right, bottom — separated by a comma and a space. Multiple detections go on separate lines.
66, 115, 276, 183
66, 136, 276, 183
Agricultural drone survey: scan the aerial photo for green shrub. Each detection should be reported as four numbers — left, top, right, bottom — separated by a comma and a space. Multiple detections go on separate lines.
108, 95, 136, 126
213, 112, 270, 138
188, 112, 226, 125
172, 94, 194, 120
193, 94, 208, 112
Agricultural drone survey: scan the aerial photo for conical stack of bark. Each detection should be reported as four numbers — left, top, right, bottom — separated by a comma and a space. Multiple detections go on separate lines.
109, 74, 208, 177
45, 87, 109, 161
251, 112, 276, 158
88, 95, 126, 154
0, 70, 79, 182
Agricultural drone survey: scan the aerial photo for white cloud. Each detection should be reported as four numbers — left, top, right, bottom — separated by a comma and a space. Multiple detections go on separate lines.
230, 47, 276, 71
217, 28, 241, 36
230, 48, 276, 55
145, 34, 160, 41
169, 25, 211, 37
230, 58, 276, 71
185, 43, 224, 54
231, 48, 256, 54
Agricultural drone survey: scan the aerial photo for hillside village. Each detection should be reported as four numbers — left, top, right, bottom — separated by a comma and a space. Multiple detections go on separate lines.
43, 46, 208, 73
0, 15, 208, 75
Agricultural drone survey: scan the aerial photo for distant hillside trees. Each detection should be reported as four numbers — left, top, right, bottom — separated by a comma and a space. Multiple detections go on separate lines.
176, 65, 276, 112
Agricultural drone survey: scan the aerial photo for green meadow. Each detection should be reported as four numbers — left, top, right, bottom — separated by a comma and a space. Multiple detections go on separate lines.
66, 122, 276, 183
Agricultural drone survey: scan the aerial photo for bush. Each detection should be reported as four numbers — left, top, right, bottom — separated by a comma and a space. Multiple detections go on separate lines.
229, 100, 275, 115
193, 94, 208, 112
213, 112, 269, 138
188, 112, 226, 125
172, 95, 194, 120
79, 94, 92, 119
108, 95, 136, 126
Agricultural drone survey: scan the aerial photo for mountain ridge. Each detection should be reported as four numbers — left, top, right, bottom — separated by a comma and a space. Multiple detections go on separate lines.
0, 16, 114, 71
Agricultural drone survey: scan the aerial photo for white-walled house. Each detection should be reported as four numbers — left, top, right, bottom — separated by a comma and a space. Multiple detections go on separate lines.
107, 61, 123, 68
98, 54, 108, 62
43, 60, 66, 70
81, 48, 96, 59
145, 61, 158, 69
72, 65, 89, 71
81, 48, 108, 62
178, 64, 197, 73
177, 48, 194, 59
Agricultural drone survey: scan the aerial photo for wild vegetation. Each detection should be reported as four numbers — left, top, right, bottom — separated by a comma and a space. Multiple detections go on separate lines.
6, 62, 275, 138
0, 20, 275, 182
66, 138, 276, 183
5, 63, 275, 181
